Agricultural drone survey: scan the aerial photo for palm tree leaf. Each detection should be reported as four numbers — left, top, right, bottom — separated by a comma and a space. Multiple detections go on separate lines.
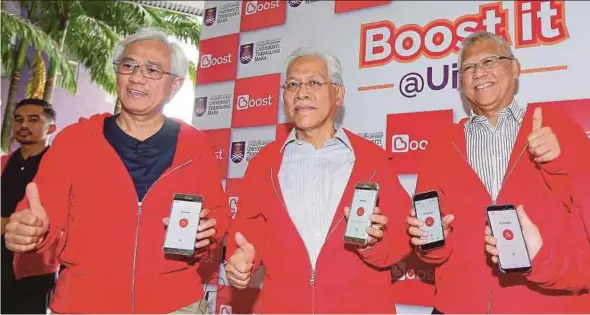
0, 10, 76, 93
188, 60, 197, 87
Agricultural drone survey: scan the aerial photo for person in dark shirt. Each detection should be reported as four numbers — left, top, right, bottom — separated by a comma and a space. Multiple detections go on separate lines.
1, 98, 57, 314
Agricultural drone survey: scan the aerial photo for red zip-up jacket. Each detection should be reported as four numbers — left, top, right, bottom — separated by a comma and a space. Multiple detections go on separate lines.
416, 105, 590, 313
2, 153, 60, 279
226, 129, 412, 314
16, 114, 231, 313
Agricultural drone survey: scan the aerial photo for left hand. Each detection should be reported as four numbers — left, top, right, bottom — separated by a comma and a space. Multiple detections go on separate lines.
344, 206, 387, 247
163, 208, 217, 249
527, 107, 561, 163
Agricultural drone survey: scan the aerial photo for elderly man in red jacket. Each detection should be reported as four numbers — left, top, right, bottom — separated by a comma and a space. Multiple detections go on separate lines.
4, 28, 230, 314
224, 47, 412, 314
407, 31, 590, 314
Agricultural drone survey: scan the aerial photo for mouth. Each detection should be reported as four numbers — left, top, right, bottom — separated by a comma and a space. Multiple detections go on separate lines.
294, 105, 317, 112
474, 82, 494, 90
127, 88, 147, 98
17, 130, 32, 137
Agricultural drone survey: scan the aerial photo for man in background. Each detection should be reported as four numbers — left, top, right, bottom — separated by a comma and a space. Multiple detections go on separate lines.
1, 98, 59, 314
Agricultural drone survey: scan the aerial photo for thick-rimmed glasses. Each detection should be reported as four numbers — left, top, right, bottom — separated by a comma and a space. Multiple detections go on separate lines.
113, 60, 175, 80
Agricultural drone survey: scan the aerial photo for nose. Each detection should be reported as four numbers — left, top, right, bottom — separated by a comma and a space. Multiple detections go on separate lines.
128, 66, 146, 84
295, 84, 311, 100
472, 63, 488, 80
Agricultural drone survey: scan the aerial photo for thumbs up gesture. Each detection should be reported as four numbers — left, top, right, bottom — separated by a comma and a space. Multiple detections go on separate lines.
225, 232, 256, 289
527, 107, 561, 163
5, 183, 50, 252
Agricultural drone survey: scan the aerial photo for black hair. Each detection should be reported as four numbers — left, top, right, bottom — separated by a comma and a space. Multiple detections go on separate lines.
14, 98, 56, 121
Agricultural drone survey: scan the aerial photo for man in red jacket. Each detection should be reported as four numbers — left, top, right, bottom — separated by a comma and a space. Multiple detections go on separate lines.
407, 31, 590, 313
4, 29, 230, 314
2, 99, 58, 314
223, 47, 412, 314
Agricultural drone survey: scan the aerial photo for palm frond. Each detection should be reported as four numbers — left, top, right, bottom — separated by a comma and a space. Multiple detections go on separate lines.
188, 60, 197, 87
0, 10, 76, 93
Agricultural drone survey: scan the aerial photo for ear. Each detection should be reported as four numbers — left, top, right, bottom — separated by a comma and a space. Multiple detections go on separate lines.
169, 76, 185, 101
335, 85, 346, 107
512, 58, 521, 79
48, 123, 57, 135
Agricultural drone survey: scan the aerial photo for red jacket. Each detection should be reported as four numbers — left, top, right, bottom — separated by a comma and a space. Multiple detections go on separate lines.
17, 114, 231, 313
416, 105, 590, 314
2, 153, 60, 279
226, 129, 412, 314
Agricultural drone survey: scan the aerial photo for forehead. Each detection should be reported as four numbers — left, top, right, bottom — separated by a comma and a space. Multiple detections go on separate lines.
461, 39, 504, 64
121, 39, 172, 66
287, 56, 329, 78
15, 104, 45, 116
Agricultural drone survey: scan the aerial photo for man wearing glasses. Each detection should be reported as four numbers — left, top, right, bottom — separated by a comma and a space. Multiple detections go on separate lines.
407, 31, 590, 313
4, 28, 230, 313
223, 47, 412, 313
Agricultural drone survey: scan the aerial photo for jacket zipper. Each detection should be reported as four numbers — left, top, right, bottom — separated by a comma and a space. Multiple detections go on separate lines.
451, 141, 528, 314
269, 168, 373, 314
130, 159, 193, 311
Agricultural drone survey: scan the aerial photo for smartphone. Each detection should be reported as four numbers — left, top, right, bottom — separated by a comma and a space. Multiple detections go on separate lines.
413, 191, 445, 250
486, 205, 532, 273
163, 193, 204, 256
344, 182, 379, 246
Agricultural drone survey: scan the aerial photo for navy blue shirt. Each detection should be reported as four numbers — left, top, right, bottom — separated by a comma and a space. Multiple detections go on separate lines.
103, 115, 180, 201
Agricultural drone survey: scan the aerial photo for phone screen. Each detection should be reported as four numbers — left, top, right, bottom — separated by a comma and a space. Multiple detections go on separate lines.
163, 197, 203, 254
414, 196, 444, 246
487, 207, 531, 272
344, 187, 378, 244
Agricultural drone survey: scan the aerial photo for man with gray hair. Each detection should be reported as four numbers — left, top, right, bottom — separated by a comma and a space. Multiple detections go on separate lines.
407, 31, 590, 313
4, 28, 230, 313
223, 47, 412, 313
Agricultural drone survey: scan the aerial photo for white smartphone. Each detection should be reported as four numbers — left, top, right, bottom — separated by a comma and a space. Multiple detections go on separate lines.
344, 182, 379, 246
486, 205, 532, 273
413, 191, 445, 250
163, 193, 203, 256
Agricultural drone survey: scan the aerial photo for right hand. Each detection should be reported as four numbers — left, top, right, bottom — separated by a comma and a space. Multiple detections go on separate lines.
225, 232, 256, 289
407, 208, 454, 247
4, 183, 49, 252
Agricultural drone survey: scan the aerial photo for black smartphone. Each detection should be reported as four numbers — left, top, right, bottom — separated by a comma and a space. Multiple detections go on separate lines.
163, 193, 204, 256
413, 191, 445, 250
486, 204, 532, 273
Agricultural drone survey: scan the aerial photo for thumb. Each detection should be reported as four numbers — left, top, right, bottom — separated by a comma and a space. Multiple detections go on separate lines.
26, 183, 45, 217
532, 107, 543, 132
235, 232, 255, 262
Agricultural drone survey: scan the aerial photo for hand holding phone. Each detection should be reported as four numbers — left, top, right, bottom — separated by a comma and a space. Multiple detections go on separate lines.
344, 182, 380, 246
411, 191, 445, 250
486, 205, 533, 273
163, 194, 208, 256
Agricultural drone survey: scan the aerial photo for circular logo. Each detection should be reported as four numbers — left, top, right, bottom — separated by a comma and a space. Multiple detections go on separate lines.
179, 218, 189, 228
356, 207, 365, 217
502, 229, 514, 240
425, 216, 434, 227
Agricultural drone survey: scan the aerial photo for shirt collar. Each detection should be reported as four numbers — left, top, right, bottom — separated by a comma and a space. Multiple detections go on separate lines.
468, 99, 525, 126
280, 124, 353, 152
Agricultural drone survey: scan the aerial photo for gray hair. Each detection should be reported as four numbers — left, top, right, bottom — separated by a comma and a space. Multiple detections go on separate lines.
283, 47, 344, 85
458, 31, 514, 65
112, 28, 188, 77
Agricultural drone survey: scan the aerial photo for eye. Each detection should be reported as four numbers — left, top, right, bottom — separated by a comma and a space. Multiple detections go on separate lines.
14, 117, 24, 123
120, 62, 135, 70
308, 80, 321, 86
29, 117, 39, 122
286, 82, 299, 89
482, 57, 497, 67
461, 64, 475, 73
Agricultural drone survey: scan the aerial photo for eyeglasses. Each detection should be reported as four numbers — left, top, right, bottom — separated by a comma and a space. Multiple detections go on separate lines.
281, 80, 339, 92
113, 60, 175, 80
459, 55, 515, 76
